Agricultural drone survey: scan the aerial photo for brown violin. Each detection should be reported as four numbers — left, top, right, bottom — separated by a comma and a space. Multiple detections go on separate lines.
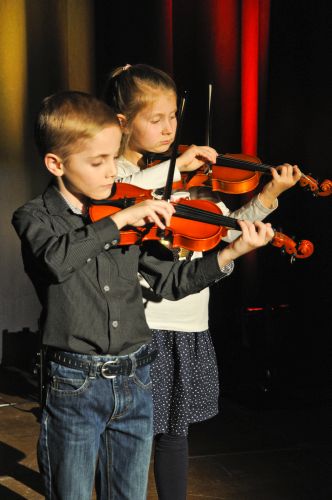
181, 148, 332, 197
144, 146, 332, 197
183, 84, 331, 196
89, 183, 314, 261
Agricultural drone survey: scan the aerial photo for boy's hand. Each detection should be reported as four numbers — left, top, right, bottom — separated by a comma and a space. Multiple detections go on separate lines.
218, 220, 274, 267
176, 145, 217, 172
259, 163, 302, 208
110, 199, 175, 230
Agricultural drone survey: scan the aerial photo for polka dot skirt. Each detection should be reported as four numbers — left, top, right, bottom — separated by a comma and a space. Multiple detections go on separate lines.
149, 329, 220, 436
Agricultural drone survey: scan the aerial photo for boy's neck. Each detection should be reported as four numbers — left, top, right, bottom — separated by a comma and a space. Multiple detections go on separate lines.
56, 181, 87, 214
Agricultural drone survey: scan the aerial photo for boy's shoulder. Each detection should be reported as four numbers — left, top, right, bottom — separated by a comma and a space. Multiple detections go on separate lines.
14, 192, 45, 213
12, 184, 62, 232
13, 189, 49, 222
14, 183, 61, 213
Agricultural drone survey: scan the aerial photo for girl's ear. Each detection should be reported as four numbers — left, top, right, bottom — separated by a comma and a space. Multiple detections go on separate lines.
117, 113, 129, 133
44, 153, 64, 177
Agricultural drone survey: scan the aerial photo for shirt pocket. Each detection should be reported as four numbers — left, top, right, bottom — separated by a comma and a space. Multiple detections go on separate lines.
108, 246, 139, 283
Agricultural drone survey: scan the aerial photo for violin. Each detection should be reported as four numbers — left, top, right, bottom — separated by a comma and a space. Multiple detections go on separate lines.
89, 183, 314, 261
181, 148, 332, 197
144, 146, 332, 197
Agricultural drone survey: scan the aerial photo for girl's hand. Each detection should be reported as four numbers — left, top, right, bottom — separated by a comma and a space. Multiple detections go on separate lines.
259, 163, 302, 208
218, 220, 274, 267
176, 145, 218, 172
110, 199, 175, 230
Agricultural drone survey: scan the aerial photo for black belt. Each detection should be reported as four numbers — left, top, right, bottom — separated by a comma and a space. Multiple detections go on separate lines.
46, 348, 157, 379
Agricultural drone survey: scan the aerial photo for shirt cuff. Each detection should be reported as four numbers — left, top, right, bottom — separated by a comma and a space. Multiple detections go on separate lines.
92, 216, 121, 248
216, 260, 234, 281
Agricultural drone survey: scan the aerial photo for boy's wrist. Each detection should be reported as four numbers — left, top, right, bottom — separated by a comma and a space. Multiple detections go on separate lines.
217, 246, 238, 268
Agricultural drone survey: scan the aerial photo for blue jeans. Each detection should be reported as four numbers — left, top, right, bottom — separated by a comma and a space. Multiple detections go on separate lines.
38, 347, 153, 500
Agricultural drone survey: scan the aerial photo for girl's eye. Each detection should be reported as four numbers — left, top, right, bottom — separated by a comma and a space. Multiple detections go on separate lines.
91, 161, 102, 167
151, 119, 160, 124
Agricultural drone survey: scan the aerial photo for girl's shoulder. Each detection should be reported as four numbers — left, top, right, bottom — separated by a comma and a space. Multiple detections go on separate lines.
116, 156, 140, 178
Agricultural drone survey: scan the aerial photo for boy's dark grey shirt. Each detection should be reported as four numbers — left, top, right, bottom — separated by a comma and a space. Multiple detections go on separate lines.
12, 183, 229, 355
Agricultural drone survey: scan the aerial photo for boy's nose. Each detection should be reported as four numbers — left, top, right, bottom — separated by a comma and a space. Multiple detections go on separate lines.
105, 161, 117, 178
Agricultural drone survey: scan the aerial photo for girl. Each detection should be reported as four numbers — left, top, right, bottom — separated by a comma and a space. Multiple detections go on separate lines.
103, 63, 302, 499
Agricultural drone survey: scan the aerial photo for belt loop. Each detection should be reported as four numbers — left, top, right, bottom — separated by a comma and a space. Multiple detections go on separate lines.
129, 353, 137, 377
88, 361, 97, 379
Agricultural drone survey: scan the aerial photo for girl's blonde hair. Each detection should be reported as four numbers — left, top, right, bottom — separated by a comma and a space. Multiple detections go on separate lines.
102, 64, 177, 126
35, 90, 120, 161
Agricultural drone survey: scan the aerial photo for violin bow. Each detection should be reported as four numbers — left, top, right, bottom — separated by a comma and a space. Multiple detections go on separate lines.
185, 84, 213, 187
205, 83, 212, 147
163, 91, 187, 202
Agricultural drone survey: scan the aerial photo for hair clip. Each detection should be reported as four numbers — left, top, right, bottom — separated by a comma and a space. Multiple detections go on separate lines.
122, 64, 131, 71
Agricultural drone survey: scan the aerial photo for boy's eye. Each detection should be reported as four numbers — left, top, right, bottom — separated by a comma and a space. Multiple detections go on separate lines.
151, 119, 160, 124
91, 161, 103, 167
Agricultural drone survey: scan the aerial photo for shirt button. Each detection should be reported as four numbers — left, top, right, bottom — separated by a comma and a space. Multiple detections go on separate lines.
104, 243, 110, 250
86, 258, 92, 263
112, 320, 119, 328
111, 239, 119, 246
103, 285, 110, 292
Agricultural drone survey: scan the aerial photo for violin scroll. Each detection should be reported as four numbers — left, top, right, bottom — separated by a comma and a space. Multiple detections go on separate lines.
271, 231, 314, 262
299, 174, 332, 197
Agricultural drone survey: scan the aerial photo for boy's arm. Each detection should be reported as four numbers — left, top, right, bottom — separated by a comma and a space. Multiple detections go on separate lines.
139, 220, 273, 301
138, 243, 230, 301
12, 205, 121, 283
11, 196, 174, 283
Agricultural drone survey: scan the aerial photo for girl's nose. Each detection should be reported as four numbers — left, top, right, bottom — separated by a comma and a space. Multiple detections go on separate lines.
162, 120, 174, 134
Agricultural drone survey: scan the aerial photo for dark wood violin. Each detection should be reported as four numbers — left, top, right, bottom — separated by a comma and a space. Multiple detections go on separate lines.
145, 84, 331, 197
182, 84, 331, 196
143, 145, 332, 197
89, 183, 314, 261
173, 147, 332, 197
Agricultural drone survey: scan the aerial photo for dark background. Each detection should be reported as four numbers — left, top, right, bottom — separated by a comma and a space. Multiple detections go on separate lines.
1, 0, 331, 406
93, 0, 332, 406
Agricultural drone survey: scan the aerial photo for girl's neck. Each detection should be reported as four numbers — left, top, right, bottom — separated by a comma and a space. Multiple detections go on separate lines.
123, 148, 143, 167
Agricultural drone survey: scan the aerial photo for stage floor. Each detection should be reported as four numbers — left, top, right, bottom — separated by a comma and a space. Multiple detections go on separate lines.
1, 366, 332, 499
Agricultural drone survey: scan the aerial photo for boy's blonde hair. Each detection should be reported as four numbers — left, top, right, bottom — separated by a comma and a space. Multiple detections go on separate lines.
35, 91, 120, 161
103, 64, 177, 126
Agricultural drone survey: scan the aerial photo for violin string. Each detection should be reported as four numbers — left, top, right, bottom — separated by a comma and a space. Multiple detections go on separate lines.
216, 154, 271, 173
175, 203, 235, 225
174, 203, 239, 230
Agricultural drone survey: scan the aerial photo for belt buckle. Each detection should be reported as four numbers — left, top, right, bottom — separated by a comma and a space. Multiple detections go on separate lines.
100, 359, 119, 379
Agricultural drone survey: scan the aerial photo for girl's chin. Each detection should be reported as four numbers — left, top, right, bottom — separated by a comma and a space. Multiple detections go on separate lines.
155, 144, 172, 153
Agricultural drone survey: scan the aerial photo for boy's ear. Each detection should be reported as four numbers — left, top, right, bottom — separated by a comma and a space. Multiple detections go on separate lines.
44, 153, 64, 177
117, 113, 129, 132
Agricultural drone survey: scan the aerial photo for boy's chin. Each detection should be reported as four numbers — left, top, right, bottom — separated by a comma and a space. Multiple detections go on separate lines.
91, 188, 113, 200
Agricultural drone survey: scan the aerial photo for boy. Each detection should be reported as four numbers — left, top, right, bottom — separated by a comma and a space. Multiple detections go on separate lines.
12, 91, 274, 499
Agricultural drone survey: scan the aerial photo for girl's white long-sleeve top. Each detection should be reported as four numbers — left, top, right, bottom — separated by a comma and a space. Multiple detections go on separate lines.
116, 156, 278, 332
